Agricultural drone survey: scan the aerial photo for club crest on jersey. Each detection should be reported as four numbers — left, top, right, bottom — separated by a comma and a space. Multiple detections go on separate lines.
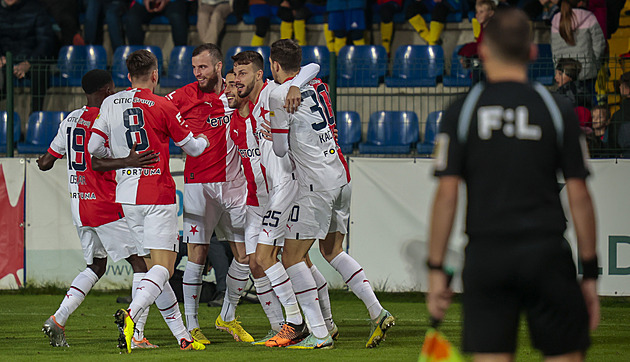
121, 168, 162, 176
206, 114, 231, 127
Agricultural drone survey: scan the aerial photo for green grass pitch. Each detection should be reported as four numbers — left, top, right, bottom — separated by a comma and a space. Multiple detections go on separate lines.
0, 289, 629, 361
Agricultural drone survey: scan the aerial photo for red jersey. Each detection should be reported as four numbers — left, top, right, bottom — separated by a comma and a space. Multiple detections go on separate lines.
92, 88, 193, 205
230, 105, 268, 207
48, 106, 124, 227
166, 82, 241, 184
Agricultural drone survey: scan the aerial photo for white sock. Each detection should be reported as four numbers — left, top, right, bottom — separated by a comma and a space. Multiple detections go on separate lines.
54, 268, 99, 326
132, 273, 150, 341
310, 264, 335, 332
128, 265, 169, 322
155, 281, 190, 342
220, 260, 249, 322
182, 261, 204, 331
265, 262, 302, 325
254, 276, 284, 332
330, 252, 382, 320
286, 262, 327, 338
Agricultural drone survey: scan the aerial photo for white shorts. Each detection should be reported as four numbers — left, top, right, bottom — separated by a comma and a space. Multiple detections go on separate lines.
258, 179, 299, 246
76, 218, 144, 265
285, 182, 351, 241
183, 178, 247, 244
244, 205, 263, 255
122, 203, 179, 254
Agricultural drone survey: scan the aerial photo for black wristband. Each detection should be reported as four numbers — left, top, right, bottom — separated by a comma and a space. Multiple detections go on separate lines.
581, 256, 599, 280
426, 260, 444, 271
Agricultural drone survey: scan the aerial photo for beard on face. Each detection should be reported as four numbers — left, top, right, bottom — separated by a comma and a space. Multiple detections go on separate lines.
237, 80, 255, 99
199, 70, 219, 92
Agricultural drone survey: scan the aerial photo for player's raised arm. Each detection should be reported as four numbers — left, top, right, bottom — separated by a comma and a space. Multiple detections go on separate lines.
269, 90, 290, 157
284, 63, 320, 113
91, 143, 160, 171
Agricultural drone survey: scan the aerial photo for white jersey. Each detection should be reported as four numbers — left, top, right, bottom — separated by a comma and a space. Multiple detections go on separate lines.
252, 80, 295, 191
269, 78, 350, 191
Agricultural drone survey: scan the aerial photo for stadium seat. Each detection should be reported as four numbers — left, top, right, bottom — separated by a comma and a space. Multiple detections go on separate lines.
421, 0, 464, 23
0, 112, 21, 153
161, 46, 196, 88
169, 139, 182, 155
528, 43, 554, 85
112, 46, 164, 87
223, 46, 271, 79
417, 111, 443, 156
336, 111, 362, 154
18, 112, 67, 154
443, 45, 472, 87
337, 45, 388, 87
50, 45, 108, 87
359, 111, 419, 154
301, 46, 330, 80
386, 45, 444, 87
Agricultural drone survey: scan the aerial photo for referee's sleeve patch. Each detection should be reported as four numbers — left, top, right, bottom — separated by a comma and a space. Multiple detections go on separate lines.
434, 133, 450, 172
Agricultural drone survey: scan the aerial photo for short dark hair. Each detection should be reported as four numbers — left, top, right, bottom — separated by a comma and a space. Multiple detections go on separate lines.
193, 43, 223, 63
231, 51, 264, 71
226, 68, 235, 76
81, 69, 112, 94
556, 58, 582, 81
270, 39, 301, 72
126, 49, 158, 79
591, 104, 608, 115
482, 8, 531, 64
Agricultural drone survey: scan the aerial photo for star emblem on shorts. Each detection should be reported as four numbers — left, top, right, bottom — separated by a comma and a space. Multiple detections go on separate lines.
259, 106, 269, 121
265, 301, 272, 306
190, 225, 199, 236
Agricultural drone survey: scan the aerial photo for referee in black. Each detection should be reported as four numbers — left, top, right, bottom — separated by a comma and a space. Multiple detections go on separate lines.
426, 8, 599, 361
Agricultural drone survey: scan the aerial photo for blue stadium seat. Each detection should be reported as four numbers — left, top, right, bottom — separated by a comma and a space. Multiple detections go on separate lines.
18, 112, 67, 154
337, 45, 388, 87
336, 111, 361, 154
169, 139, 182, 155
528, 43, 554, 85
223, 46, 271, 79
386, 45, 444, 87
161, 46, 196, 88
50, 45, 108, 87
112, 46, 164, 87
443, 45, 472, 87
0, 112, 21, 153
359, 111, 419, 154
301, 46, 330, 80
417, 111, 443, 155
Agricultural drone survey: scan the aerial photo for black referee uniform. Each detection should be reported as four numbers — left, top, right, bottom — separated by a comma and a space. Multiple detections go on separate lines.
434, 81, 591, 355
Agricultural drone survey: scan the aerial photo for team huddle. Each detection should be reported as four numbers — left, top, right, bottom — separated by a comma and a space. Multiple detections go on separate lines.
38, 39, 395, 352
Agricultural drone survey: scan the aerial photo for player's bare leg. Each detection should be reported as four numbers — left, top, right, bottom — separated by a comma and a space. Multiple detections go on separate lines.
182, 242, 211, 344
319, 231, 394, 347
214, 241, 254, 342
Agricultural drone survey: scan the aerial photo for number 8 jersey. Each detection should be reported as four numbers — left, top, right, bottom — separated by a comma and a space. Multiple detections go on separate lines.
48, 106, 124, 227
92, 88, 194, 205
269, 78, 350, 191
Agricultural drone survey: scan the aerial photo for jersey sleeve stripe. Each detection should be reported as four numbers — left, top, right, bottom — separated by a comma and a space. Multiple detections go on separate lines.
48, 147, 64, 159
271, 129, 289, 134
91, 128, 108, 140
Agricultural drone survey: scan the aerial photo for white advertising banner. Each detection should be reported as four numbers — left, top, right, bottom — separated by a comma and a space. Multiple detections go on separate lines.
349, 157, 630, 296
25, 158, 186, 289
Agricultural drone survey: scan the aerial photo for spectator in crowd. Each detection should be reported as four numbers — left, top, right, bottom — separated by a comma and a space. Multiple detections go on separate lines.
522, 0, 559, 23
197, 0, 232, 46
277, 0, 326, 46
606, 0, 625, 38
551, 0, 605, 98
327, 0, 366, 55
555, 58, 592, 108
83, 0, 130, 52
406, 0, 458, 46
0, 0, 56, 113
619, 52, 630, 73
40, 0, 84, 46
125, 0, 189, 46
611, 71, 630, 130
587, 104, 613, 157
249, 0, 277, 46
377, 0, 402, 55
458, 0, 496, 84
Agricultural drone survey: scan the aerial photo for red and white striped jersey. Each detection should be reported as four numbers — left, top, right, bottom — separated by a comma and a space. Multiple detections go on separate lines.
165, 82, 242, 184
253, 80, 295, 191
269, 78, 350, 191
48, 106, 124, 227
230, 105, 268, 207
92, 88, 193, 205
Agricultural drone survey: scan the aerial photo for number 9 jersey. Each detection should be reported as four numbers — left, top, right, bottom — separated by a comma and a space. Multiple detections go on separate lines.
92, 88, 194, 205
48, 106, 124, 227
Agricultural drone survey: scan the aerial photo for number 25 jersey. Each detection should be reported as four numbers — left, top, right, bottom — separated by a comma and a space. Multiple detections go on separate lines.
92, 88, 194, 205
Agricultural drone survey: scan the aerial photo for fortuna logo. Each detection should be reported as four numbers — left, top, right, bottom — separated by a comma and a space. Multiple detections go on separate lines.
121, 168, 162, 176
190, 225, 199, 236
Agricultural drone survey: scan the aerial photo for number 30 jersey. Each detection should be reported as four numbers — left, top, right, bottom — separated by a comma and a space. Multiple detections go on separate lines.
269, 78, 350, 191
48, 106, 124, 227
92, 88, 194, 205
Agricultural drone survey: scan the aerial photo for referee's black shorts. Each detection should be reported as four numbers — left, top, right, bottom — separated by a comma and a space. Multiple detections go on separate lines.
461, 235, 590, 356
